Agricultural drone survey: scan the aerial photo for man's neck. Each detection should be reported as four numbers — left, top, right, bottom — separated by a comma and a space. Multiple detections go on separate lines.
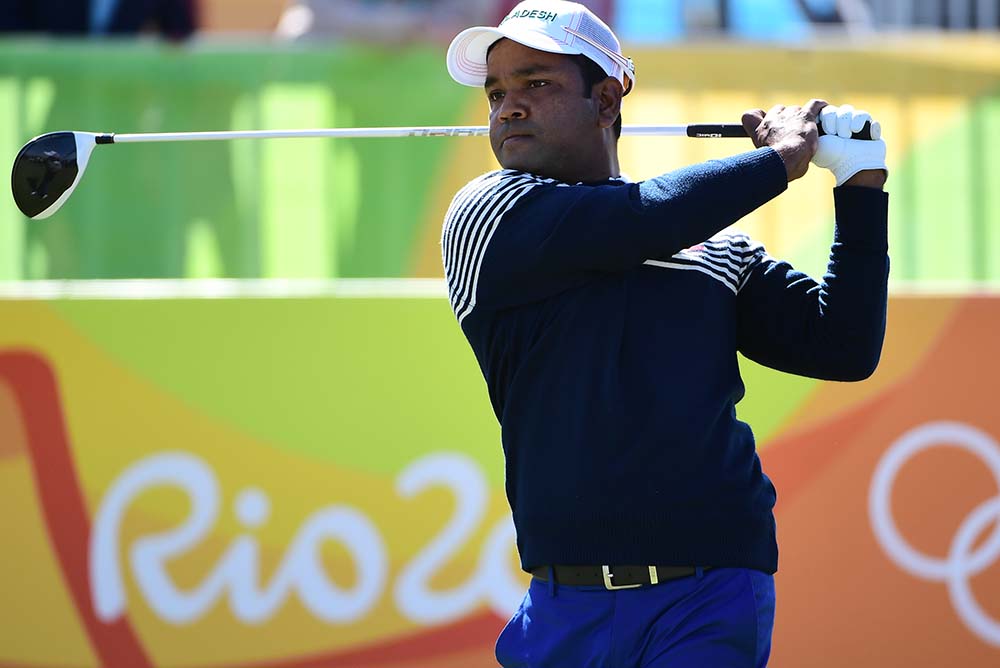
558, 142, 620, 183
607, 149, 621, 180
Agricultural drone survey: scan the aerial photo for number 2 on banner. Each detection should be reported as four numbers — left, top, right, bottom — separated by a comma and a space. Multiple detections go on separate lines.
394, 453, 524, 624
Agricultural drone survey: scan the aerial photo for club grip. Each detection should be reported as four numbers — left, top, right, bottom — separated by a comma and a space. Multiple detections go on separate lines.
686, 120, 876, 140
685, 124, 751, 138
818, 120, 876, 140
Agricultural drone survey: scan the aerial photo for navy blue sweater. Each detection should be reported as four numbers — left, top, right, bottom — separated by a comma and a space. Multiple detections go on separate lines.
441, 147, 889, 574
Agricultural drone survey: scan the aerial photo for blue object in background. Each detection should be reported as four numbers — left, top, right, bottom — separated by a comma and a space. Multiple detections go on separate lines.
729, 0, 811, 40
617, 0, 684, 42
617, 0, 841, 42
90, 0, 121, 33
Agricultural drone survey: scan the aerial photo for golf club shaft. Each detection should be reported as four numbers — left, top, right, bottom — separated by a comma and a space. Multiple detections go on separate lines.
99, 124, 748, 144
11, 119, 877, 220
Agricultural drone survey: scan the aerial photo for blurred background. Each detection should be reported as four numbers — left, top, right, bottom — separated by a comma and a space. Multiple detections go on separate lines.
0, 2, 998, 667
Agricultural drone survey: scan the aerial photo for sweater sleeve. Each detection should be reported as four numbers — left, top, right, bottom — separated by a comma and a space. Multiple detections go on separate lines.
735, 186, 890, 381
443, 147, 787, 322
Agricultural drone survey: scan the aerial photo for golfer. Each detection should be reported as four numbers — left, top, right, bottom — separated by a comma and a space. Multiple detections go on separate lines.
442, 2, 888, 666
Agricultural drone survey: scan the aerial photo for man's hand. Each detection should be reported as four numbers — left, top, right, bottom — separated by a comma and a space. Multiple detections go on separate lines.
742, 99, 826, 182
812, 104, 888, 189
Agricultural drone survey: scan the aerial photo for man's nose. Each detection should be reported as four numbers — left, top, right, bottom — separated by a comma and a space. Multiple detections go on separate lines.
497, 92, 528, 123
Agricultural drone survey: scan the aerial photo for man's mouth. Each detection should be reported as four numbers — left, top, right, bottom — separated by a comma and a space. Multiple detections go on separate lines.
502, 134, 532, 148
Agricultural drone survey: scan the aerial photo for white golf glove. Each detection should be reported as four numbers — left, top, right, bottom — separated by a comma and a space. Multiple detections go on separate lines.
811, 104, 888, 186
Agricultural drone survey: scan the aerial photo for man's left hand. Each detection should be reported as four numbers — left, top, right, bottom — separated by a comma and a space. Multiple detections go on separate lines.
811, 105, 888, 188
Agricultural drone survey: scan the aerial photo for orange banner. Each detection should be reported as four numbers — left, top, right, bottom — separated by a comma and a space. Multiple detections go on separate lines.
763, 296, 1000, 666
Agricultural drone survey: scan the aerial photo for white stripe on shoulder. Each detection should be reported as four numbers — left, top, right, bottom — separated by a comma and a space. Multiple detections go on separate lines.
645, 231, 769, 293
710, 232, 770, 291
642, 259, 738, 295
441, 170, 557, 322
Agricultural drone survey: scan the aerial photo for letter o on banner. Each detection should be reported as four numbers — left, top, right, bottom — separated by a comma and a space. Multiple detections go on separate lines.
289, 506, 388, 623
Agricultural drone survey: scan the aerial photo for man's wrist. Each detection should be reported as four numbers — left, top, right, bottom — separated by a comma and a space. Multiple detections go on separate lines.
842, 169, 887, 190
772, 141, 812, 182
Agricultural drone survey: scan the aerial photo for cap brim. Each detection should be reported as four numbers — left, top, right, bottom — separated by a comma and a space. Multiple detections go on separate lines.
446, 25, 584, 88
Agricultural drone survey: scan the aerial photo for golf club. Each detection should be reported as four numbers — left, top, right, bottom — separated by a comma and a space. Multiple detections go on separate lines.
10, 121, 877, 220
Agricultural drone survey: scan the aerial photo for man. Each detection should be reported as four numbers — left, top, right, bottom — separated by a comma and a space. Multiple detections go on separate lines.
442, 2, 888, 666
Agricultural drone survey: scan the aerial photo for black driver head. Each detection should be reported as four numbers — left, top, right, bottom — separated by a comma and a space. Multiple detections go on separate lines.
11, 132, 83, 219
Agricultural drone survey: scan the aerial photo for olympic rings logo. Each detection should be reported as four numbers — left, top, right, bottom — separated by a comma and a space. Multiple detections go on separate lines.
869, 421, 1000, 647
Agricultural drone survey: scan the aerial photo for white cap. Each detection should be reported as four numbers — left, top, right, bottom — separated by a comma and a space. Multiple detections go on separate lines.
447, 0, 635, 95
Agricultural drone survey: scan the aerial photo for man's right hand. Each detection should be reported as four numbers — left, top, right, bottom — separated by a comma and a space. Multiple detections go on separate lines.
741, 99, 827, 182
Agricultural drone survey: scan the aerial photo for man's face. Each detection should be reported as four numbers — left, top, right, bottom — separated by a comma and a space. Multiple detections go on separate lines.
484, 39, 606, 182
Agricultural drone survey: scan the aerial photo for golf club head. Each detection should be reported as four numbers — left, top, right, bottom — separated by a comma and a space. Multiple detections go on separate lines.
11, 131, 98, 220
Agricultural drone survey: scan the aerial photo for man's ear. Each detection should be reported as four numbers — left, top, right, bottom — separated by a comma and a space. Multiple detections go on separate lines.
595, 77, 624, 130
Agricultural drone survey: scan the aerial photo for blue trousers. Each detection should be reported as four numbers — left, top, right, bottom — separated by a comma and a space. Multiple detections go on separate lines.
495, 567, 775, 668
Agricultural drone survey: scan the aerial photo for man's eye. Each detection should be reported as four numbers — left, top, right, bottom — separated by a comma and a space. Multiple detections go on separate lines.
528, 80, 549, 89
488, 90, 505, 102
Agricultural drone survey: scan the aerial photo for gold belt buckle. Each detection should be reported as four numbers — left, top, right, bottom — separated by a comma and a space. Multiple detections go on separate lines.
602, 565, 658, 590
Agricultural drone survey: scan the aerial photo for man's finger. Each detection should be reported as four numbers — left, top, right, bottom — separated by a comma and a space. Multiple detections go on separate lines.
820, 106, 838, 136
804, 98, 828, 119
851, 110, 872, 133
741, 109, 766, 143
836, 104, 855, 138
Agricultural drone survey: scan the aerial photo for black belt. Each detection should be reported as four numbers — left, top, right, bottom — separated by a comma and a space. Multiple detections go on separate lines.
530, 564, 708, 590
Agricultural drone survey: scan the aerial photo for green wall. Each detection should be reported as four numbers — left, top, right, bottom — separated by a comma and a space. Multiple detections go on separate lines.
0, 40, 469, 280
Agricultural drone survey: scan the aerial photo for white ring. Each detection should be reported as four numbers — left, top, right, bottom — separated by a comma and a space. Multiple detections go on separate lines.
869, 421, 1000, 647
946, 497, 1000, 646
869, 421, 1000, 580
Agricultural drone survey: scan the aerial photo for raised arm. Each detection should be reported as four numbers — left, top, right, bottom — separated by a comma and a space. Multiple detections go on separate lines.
735, 185, 889, 381
443, 148, 787, 320
442, 100, 833, 321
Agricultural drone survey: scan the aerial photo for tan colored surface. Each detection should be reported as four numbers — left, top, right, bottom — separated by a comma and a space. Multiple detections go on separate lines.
199, 0, 286, 32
